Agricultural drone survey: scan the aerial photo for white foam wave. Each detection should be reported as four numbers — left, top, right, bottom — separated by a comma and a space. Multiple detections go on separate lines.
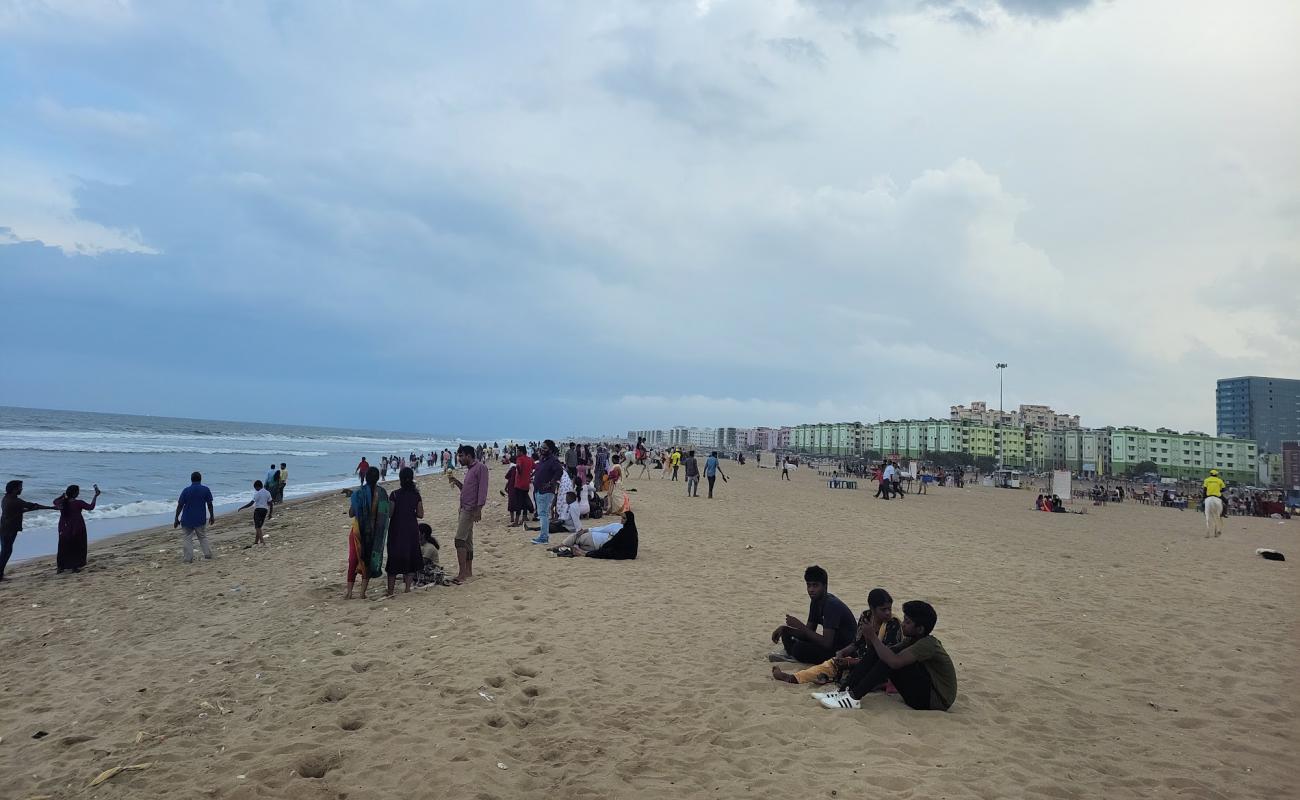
0, 442, 329, 456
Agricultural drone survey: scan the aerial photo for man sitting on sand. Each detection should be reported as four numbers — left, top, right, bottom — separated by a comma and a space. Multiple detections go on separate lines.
768, 566, 858, 664
816, 600, 957, 711
772, 587, 901, 685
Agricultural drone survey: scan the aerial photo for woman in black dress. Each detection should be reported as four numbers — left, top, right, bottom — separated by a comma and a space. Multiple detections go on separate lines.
386, 467, 424, 596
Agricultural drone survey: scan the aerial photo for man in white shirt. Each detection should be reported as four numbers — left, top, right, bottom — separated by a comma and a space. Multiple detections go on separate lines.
239, 479, 274, 545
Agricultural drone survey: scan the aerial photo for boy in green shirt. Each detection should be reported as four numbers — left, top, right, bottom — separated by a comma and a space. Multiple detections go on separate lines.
817, 599, 956, 711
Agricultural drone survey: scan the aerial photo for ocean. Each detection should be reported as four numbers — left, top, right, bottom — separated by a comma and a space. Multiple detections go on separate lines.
0, 406, 484, 562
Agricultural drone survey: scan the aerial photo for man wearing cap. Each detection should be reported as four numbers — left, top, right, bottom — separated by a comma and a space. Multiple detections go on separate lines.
1203, 468, 1227, 517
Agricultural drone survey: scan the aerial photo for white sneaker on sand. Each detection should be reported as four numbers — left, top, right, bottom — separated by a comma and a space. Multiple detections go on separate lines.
811, 689, 846, 701
819, 693, 861, 710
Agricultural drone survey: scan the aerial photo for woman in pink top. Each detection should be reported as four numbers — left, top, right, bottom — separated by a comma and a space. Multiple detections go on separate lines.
55, 483, 100, 573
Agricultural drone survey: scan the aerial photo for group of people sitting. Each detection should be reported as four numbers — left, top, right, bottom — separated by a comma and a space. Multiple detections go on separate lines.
767, 566, 957, 712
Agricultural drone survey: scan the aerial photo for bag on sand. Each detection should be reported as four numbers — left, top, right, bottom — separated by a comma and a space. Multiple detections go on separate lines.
589, 493, 605, 519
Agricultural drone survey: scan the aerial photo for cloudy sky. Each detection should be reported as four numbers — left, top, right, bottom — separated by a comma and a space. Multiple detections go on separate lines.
2, 0, 1296, 437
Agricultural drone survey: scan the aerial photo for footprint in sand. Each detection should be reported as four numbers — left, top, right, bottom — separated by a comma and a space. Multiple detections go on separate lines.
511, 664, 539, 678
318, 686, 350, 703
484, 675, 506, 688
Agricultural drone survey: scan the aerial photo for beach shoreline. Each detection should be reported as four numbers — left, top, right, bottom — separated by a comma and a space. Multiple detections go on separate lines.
1, 461, 1294, 799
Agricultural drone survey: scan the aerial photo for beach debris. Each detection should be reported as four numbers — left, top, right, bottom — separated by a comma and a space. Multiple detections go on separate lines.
88, 762, 152, 787
1256, 548, 1285, 561
477, 689, 495, 703
497, 762, 509, 770
1147, 701, 1179, 712
745, 544, 753, 549
32, 731, 48, 740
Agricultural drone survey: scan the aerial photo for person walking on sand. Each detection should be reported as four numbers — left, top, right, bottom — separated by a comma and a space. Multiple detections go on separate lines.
705, 451, 727, 498
1, 480, 56, 581
446, 444, 488, 584
275, 462, 288, 503
385, 467, 424, 596
238, 480, 273, 546
684, 450, 701, 497
781, 457, 791, 481
54, 483, 100, 574
346, 467, 390, 599
174, 471, 216, 564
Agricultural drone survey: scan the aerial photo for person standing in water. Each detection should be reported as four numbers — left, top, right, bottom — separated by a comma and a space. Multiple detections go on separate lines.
54, 483, 100, 573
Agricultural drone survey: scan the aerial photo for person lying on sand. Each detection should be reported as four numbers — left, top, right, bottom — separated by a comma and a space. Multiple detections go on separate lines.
816, 600, 957, 712
773, 588, 900, 685
768, 566, 858, 665
548, 511, 638, 559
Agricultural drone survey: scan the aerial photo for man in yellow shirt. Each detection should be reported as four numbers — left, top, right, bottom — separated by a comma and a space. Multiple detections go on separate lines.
1203, 469, 1226, 517
669, 449, 682, 481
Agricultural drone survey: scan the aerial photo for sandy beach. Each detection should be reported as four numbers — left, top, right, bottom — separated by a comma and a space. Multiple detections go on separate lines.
1, 461, 1295, 799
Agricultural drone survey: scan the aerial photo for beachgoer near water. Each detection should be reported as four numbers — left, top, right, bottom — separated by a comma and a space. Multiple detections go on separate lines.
346, 467, 389, 599
356, 456, 370, 485
275, 462, 288, 502
1, 480, 56, 581
385, 466, 424, 596
174, 471, 216, 564
238, 480, 274, 545
54, 483, 100, 574
416, 523, 444, 586
446, 444, 488, 584
705, 451, 727, 498
818, 600, 957, 711
769, 566, 858, 664
510, 446, 534, 527
773, 588, 899, 685
530, 440, 564, 545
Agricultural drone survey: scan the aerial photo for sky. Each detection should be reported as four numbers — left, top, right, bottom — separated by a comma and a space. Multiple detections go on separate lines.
1, 0, 1297, 438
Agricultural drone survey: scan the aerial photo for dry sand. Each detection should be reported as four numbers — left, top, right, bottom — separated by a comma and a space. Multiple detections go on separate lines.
1, 462, 1296, 799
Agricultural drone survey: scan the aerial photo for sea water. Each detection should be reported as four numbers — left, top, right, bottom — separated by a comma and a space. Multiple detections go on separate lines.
0, 406, 485, 561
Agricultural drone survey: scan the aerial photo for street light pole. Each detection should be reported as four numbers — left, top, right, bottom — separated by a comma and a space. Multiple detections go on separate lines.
995, 363, 1008, 469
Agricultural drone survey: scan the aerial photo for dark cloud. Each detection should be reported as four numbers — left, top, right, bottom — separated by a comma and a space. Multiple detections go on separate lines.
845, 27, 896, 53
767, 36, 828, 66
995, 0, 1096, 19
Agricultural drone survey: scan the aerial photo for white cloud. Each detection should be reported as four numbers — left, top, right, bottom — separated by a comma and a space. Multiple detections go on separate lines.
0, 160, 158, 256
36, 97, 153, 139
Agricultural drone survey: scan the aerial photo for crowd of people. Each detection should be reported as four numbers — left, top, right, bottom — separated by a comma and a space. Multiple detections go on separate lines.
768, 566, 957, 712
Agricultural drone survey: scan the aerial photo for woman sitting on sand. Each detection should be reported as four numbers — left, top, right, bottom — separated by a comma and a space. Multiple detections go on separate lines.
346, 467, 390, 599
550, 510, 638, 559
415, 523, 446, 586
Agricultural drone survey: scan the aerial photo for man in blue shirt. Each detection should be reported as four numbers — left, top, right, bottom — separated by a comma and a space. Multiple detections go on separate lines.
704, 451, 727, 499
174, 471, 216, 563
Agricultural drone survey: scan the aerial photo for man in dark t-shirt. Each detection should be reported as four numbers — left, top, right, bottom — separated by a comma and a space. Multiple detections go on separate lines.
819, 599, 957, 711
1, 480, 56, 581
769, 565, 858, 664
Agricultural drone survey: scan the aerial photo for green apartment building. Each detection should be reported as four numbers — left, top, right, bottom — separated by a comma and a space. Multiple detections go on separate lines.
789, 422, 867, 456
1110, 427, 1256, 483
868, 419, 1027, 467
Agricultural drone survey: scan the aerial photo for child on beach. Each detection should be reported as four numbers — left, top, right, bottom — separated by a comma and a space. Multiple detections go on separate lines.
817, 600, 957, 711
772, 588, 900, 686
239, 479, 274, 545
